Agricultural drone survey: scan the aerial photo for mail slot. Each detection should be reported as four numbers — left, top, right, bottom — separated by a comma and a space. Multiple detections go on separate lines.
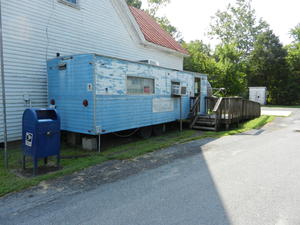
22, 109, 61, 175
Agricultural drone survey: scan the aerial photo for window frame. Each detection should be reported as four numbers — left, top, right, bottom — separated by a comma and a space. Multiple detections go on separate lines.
126, 76, 155, 95
57, 0, 80, 9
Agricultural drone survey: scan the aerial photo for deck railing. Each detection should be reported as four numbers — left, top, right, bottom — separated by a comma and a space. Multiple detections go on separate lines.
206, 97, 261, 129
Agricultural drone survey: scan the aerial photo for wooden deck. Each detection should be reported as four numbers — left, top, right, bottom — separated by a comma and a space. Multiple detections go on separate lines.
190, 96, 261, 131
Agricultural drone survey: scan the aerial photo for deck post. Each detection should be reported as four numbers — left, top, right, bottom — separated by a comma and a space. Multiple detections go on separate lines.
226, 123, 230, 131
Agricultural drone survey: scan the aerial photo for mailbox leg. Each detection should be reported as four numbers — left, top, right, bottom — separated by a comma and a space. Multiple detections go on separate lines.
33, 158, 38, 176
57, 154, 60, 169
22, 155, 26, 170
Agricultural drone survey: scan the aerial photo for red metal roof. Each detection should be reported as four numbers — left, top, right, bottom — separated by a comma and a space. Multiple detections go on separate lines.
129, 6, 189, 55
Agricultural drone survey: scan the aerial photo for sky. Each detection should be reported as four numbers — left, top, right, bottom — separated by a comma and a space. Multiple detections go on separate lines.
143, 0, 300, 46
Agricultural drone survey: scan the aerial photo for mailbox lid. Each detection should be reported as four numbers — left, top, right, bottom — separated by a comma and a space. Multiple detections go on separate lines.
35, 109, 59, 121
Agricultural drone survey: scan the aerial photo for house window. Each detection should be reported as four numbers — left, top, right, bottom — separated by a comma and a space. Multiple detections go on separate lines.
127, 76, 154, 95
58, 0, 79, 8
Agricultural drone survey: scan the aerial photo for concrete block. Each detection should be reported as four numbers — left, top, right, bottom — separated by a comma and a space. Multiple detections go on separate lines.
82, 137, 97, 151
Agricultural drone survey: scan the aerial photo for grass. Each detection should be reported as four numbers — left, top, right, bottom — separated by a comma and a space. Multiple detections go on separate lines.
0, 115, 274, 197
202, 115, 274, 138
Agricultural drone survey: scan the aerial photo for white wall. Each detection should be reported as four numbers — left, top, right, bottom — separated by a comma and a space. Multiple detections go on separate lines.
0, 64, 3, 142
0, 0, 184, 142
249, 87, 267, 105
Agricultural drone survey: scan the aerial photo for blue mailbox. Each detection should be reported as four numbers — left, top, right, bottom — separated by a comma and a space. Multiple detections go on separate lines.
22, 108, 61, 175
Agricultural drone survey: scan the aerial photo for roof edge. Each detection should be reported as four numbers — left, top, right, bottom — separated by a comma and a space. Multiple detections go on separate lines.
143, 40, 189, 57
112, 0, 189, 57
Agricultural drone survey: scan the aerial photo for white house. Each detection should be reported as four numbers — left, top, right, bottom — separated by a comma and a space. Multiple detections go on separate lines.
0, 0, 188, 143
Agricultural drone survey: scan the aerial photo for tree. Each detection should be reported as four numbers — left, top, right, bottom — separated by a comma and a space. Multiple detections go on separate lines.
249, 30, 289, 104
285, 24, 300, 104
126, 0, 142, 9
145, 0, 182, 40
183, 40, 216, 75
214, 43, 247, 96
127, 0, 170, 15
156, 16, 182, 41
126, 0, 181, 39
183, 41, 247, 96
290, 23, 300, 42
145, 0, 170, 17
209, 0, 269, 56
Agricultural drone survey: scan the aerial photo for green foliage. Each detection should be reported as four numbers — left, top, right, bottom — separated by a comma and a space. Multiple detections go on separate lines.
183, 40, 216, 74
248, 30, 290, 104
214, 43, 247, 96
146, 0, 170, 16
126, 0, 181, 39
126, 0, 170, 13
145, 0, 181, 40
284, 24, 300, 104
187, 0, 299, 104
155, 16, 182, 40
183, 41, 247, 96
290, 24, 300, 42
186, 0, 269, 97
126, 0, 142, 8
204, 115, 274, 137
209, 0, 269, 55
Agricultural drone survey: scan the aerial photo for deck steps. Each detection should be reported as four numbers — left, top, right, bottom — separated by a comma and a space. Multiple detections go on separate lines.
194, 121, 215, 126
189, 96, 261, 132
191, 115, 217, 131
192, 126, 216, 131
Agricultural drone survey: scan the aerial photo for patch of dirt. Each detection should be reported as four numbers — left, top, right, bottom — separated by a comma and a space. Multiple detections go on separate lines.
13, 165, 61, 178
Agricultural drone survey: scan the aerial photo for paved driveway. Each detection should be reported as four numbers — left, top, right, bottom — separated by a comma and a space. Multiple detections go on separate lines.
1, 108, 300, 225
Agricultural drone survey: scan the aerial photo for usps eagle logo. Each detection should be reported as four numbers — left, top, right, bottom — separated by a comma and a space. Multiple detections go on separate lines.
25, 132, 33, 147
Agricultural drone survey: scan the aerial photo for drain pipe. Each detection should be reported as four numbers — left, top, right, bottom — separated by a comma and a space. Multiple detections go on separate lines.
0, 0, 8, 169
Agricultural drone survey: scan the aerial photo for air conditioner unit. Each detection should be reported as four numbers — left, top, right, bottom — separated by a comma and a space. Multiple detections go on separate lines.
139, 59, 160, 66
171, 84, 181, 96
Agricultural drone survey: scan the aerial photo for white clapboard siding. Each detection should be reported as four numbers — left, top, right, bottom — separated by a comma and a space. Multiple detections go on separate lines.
0, 0, 184, 142
0, 63, 3, 143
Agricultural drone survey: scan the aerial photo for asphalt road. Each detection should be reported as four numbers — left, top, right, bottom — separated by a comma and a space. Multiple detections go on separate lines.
1, 107, 300, 225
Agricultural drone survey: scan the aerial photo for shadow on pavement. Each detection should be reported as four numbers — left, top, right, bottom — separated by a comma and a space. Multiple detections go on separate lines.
0, 138, 232, 225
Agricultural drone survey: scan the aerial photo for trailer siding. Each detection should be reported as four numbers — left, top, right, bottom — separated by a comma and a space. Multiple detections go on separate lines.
48, 54, 208, 135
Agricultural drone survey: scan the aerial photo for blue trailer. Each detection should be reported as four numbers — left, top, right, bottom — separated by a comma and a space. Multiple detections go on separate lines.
47, 54, 208, 143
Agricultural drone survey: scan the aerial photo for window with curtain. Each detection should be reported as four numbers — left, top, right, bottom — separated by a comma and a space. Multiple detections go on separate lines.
127, 77, 155, 95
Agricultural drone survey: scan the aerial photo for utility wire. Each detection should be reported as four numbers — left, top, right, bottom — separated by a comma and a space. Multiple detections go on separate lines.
113, 128, 140, 138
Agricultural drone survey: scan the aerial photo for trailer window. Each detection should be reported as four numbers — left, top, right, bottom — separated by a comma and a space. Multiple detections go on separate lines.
127, 77, 154, 95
